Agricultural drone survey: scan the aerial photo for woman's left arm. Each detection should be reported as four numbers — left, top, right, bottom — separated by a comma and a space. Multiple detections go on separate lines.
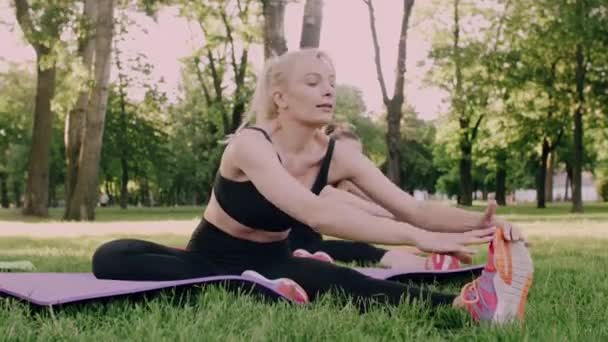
335, 142, 521, 239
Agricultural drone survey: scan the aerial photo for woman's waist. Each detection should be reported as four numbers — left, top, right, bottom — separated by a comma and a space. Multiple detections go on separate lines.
203, 199, 291, 243
188, 217, 291, 261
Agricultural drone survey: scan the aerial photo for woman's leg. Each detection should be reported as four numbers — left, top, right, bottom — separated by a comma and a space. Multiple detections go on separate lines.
258, 256, 456, 308
304, 239, 428, 269
92, 239, 220, 281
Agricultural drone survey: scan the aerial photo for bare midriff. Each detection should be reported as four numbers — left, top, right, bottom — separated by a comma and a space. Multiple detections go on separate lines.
203, 192, 291, 243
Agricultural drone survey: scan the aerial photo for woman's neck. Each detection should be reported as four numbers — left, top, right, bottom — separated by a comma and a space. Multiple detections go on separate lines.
270, 119, 320, 154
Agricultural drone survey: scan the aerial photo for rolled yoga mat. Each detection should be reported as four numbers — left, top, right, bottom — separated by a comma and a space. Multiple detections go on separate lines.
0, 265, 484, 308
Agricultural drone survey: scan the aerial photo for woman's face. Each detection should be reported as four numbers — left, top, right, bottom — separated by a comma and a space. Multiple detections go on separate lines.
276, 56, 336, 126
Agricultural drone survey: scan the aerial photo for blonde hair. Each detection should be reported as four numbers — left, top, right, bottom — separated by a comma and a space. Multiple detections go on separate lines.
232, 49, 335, 136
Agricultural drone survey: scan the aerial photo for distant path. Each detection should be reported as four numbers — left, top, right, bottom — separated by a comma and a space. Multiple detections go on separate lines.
0, 220, 607, 239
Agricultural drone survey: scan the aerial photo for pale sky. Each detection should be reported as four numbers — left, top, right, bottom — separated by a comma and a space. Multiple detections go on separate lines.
0, 1, 449, 120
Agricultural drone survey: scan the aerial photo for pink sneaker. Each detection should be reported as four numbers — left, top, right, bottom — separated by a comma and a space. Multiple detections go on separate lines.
241, 270, 309, 304
425, 253, 461, 271
459, 228, 533, 324
292, 249, 335, 263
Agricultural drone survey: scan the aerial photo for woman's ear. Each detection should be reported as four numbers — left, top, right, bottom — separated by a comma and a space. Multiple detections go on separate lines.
273, 91, 289, 110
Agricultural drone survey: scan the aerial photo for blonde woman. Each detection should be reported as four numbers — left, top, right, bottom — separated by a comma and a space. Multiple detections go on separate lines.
93, 49, 533, 324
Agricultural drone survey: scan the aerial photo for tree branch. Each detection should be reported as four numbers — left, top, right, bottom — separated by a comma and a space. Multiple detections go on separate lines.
363, 0, 389, 105
219, 7, 239, 82
470, 114, 485, 141
392, 0, 414, 100
14, 0, 40, 51
193, 57, 211, 105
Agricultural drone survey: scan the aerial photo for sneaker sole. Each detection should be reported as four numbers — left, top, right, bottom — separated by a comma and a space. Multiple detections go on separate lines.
492, 229, 534, 323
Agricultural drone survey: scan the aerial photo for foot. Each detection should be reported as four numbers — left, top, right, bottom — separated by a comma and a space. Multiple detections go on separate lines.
458, 227, 533, 324
425, 253, 461, 271
241, 270, 309, 304
292, 249, 335, 263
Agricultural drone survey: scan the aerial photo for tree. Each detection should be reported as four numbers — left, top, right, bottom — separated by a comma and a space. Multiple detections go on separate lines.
363, 0, 415, 186
299, 0, 323, 48
64, 0, 96, 216
262, 0, 288, 58
64, 0, 115, 220
14, 0, 74, 216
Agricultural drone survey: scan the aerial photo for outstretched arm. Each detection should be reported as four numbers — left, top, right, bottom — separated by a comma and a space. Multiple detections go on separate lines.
335, 142, 490, 234
319, 184, 394, 219
229, 131, 492, 252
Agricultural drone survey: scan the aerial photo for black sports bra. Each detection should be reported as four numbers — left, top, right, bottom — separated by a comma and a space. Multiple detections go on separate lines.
213, 127, 335, 232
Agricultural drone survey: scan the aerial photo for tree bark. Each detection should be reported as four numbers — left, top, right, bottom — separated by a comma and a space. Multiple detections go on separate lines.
565, 161, 572, 201
15, 0, 61, 217
263, 0, 288, 59
364, 0, 414, 186
13, 180, 22, 207
458, 140, 473, 206
22, 62, 57, 217
65, 0, 114, 220
0, 172, 9, 208
495, 152, 507, 206
299, 0, 323, 49
545, 150, 555, 202
572, 43, 584, 213
64, 0, 97, 219
537, 138, 550, 208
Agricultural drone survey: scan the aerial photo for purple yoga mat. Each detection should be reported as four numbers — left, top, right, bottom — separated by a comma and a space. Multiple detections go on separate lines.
0, 265, 484, 307
354, 264, 484, 282
0, 273, 288, 307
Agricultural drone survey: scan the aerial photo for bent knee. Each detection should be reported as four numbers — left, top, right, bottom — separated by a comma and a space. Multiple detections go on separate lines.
91, 239, 139, 279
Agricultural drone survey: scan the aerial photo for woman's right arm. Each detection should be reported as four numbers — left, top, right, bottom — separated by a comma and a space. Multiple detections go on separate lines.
229, 132, 491, 253
320, 185, 394, 219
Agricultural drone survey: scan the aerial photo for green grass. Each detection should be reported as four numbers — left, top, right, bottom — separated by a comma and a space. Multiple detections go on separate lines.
1, 232, 607, 340
1, 202, 606, 223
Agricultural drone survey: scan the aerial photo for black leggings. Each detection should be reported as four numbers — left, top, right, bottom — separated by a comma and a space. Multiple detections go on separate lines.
288, 226, 387, 265
92, 220, 455, 308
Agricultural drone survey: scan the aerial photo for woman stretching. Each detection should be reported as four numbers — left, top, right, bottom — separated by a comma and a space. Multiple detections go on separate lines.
92, 49, 533, 324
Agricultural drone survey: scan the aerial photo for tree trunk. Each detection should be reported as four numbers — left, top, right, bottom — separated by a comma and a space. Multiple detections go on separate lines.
22, 61, 57, 217
119, 147, 129, 209
495, 152, 507, 206
263, 0, 288, 59
0, 172, 9, 208
364, 0, 414, 186
545, 149, 555, 202
386, 101, 403, 185
141, 176, 151, 207
13, 180, 22, 207
537, 138, 550, 208
572, 43, 584, 213
458, 141, 473, 206
64, 0, 97, 219
65, 0, 114, 221
565, 162, 572, 201
299, 0, 323, 49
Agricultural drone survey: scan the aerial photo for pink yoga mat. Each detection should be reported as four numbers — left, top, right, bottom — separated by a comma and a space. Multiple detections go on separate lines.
0, 273, 288, 307
0, 265, 483, 307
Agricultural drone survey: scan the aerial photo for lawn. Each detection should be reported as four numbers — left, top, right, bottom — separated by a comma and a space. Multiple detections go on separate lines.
1, 204, 607, 340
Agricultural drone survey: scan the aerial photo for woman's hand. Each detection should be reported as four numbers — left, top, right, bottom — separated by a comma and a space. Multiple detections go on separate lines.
479, 200, 525, 241
414, 227, 496, 256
